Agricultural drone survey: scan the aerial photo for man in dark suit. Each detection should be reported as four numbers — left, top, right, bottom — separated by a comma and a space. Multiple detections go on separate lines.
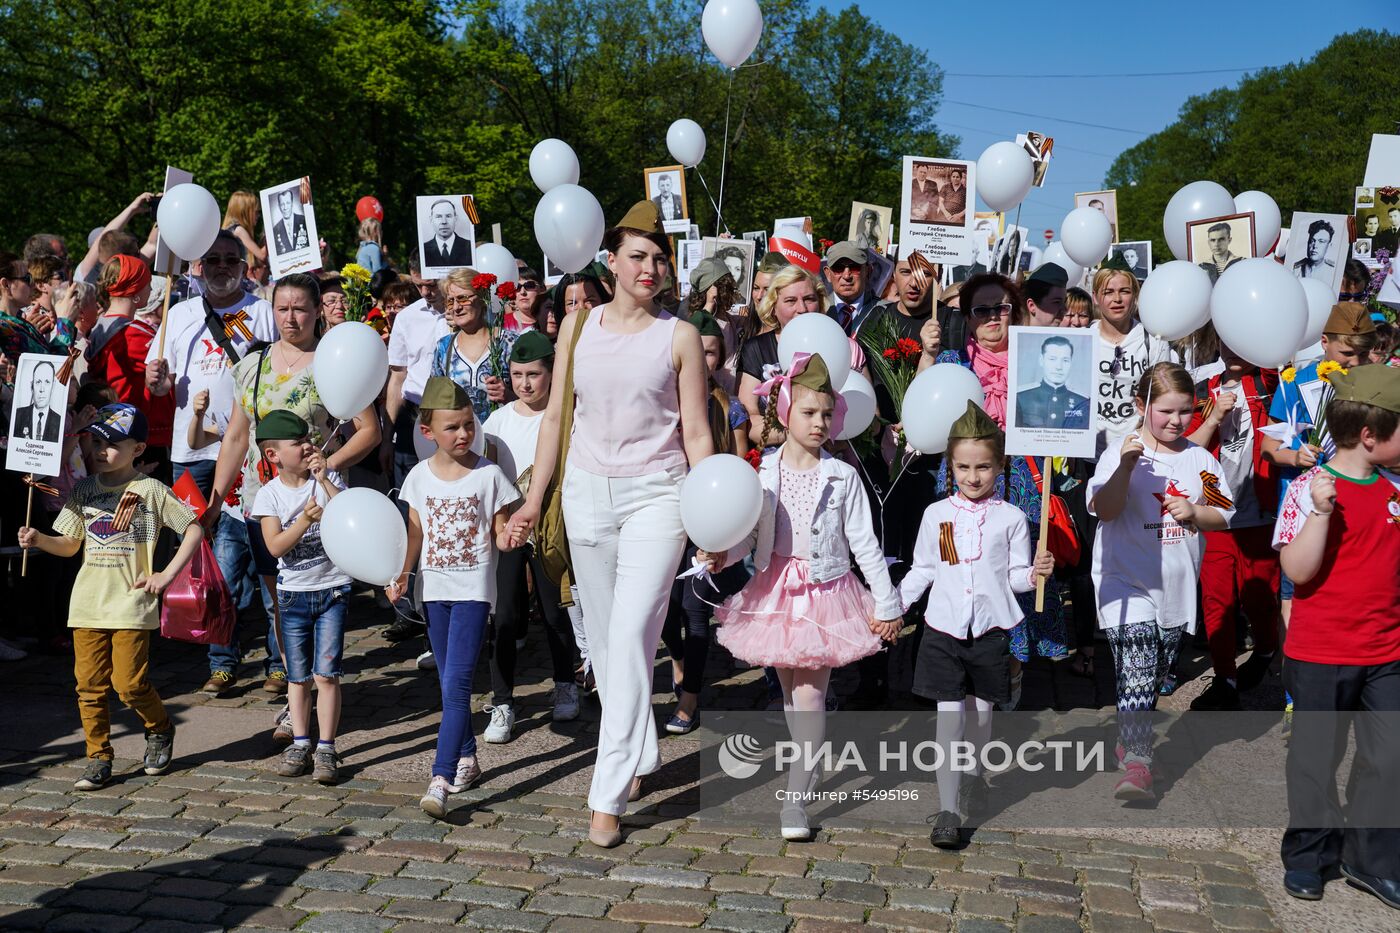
422, 199, 472, 268
1373, 206, 1400, 258
1015, 336, 1089, 430
13, 360, 62, 442
651, 175, 684, 223
1115, 245, 1148, 280
270, 188, 308, 255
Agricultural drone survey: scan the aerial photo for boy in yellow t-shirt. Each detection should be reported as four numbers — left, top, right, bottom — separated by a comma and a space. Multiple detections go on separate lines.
18, 403, 203, 790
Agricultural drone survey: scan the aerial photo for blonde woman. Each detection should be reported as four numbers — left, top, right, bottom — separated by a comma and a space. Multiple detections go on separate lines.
356, 218, 386, 275
1087, 267, 1179, 454
428, 268, 514, 427
736, 265, 828, 448
223, 191, 268, 266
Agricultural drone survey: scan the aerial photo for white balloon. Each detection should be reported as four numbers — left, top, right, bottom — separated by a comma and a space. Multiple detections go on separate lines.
667, 119, 707, 168
320, 488, 408, 586
156, 183, 221, 260
1163, 180, 1235, 261
680, 454, 763, 552
1061, 207, 1113, 267
528, 139, 580, 193
474, 243, 518, 286
313, 321, 388, 419
701, 0, 763, 68
533, 184, 606, 274
1039, 242, 1085, 286
1024, 245, 1043, 270
1209, 258, 1308, 369
901, 364, 985, 455
1138, 261, 1213, 340
412, 413, 486, 461
976, 142, 1035, 212
1233, 190, 1282, 256
1297, 277, 1335, 349
776, 314, 851, 390
836, 371, 876, 441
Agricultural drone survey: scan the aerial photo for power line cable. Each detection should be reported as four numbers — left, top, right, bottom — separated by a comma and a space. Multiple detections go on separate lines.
935, 120, 1121, 159
944, 66, 1271, 79
943, 100, 1152, 135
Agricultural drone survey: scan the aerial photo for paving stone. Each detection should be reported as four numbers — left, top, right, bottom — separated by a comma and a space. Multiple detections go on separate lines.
65, 850, 151, 871
545, 917, 643, 933
219, 904, 308, 929
1137, 878, 1199, 912
388, 821, 448, 842
0, 864, 86, 884
1082, 916, 1153, 933
371, 839, 456, 861
1209, 906, 1277, 930
1013, 918, 1081, 933
874, 865, 935, 888
1083, 885, 1142, 916
381, 898, 467, 923
724, 838, 785, 856
1197, 864, 1257, 887
128, 818, 216, 837
807, 860, 869, 883
630, 885, 715, 907
607, 864, 709, 888
633, 845, 697, 867
702, 910, 792, 932
608, 901, 707, 926
865, 909, 953, 931
954, 892, 1016, 919
516, 834, 578, 856
1203, 884, 1271, 910
992, 876, 1080, 904
294, 890, 390, 913
150, 876, 232, 899
477, 868, 557, 890
296, 868, 371, 891
223, 882, 302, 906
746, 856, 811, 878
783, 899, 868, 922
1146, 909, 1215, 933
716, 892, 783, 912
204, 825, 293, 844
0, 844, 73, 864
463, 907, 552, 931
535, 856, 612, 878
444, 883, 527, 909
526, 893, 609, 917
367, 876, 448, 899
770, 877, 824, 900
134, 894, 226, 922
454, 848, 536, 871
326, 853, 406, 875
821, 880, 886, 907
0, 883, 54, 906
46, 912, 142, 933
298, 911, 394, 933
708, 874, 771, 895
0, 826, 63, 845
55, 888, 148, 912
889, 889, 956, 913
116, 834, 188, 854
1014, 897, 1081, 920
0, 904, 55, 930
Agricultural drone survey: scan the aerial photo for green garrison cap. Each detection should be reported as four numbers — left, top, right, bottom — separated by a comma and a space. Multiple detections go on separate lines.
419, 376, 471, 411
256, 409, 310, 443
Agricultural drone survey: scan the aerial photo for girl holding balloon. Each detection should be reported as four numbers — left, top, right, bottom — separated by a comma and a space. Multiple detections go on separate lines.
698, 352, 901, 841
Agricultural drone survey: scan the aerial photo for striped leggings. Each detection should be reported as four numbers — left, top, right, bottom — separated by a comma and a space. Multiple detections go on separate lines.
1104, 621, 1183, 761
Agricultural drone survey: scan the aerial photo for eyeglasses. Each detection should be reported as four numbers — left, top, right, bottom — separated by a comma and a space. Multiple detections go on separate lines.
383, 302, 405, 312
519, 280, 540, 291
203, 255, 243, 267
322, 295, 347, 308
970, 302, 1012, 321
445, 296, 482, 310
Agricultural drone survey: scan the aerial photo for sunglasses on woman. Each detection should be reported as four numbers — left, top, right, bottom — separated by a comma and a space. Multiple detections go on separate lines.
970, 302, 1012, 321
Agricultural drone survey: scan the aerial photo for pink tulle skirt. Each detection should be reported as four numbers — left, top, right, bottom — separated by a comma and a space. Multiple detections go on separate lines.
714, 556, 883, 670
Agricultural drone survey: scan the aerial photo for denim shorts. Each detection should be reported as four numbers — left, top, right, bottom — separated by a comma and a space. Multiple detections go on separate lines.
1280, 568, 1294, 602
277, 585, 351, 682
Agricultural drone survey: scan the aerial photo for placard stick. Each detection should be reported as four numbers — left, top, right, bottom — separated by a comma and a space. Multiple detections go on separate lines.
1034, 455, 1051, 612
156, 273, 174, 360
20, 481, 34, 577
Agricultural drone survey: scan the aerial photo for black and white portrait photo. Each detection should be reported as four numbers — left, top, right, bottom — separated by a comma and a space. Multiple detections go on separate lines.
5, 352, 71, 476
899, 155, 977, 265
1186, 213, 1255, 284
1016, 131, 1053, 187
742, 230, 768, 262
1075, 190, 1119, 243
848, 202, 893, 253
1359, 202, 1400, 261
1110, 241, 1152, 280
643, 165, 689, 233
416, 195, 476, 279
260, 177, 321, 279
1283, 212, 1348, 296
994, 226, 1026, 276
542, 252, 565, 287
701, 236, 755, 300
1006, 327, 1095, 459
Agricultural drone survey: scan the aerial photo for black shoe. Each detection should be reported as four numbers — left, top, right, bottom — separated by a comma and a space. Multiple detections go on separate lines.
1341, 864, 1400, 910
74, 758, 112, 791
1190, 678, 1241, 711
1235, 651, 1275, 692
929, 810, 961, 849
383, 618, 423, 643
1283, 869, 1323, 900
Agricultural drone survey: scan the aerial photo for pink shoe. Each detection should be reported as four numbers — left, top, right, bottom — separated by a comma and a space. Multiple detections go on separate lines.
1114, 761, 1154, 801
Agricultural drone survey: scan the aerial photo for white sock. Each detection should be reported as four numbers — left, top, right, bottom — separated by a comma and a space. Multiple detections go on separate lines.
935, 701, 964, 814
293, 736, 310, 748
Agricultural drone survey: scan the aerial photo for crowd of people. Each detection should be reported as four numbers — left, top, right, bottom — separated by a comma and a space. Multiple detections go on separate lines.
2, 187, 1398, 910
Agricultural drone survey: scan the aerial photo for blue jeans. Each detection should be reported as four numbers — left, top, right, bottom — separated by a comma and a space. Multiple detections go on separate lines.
425, 600, 490, 779
172, 460, 283, 676
278, 585, 350, 682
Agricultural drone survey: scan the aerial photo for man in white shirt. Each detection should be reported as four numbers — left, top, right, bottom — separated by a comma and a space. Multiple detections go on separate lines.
146, 229, 282, 696
386, 255, 450, 491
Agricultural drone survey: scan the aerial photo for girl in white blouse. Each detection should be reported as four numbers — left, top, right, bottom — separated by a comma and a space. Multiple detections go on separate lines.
899, 401, 1054, 848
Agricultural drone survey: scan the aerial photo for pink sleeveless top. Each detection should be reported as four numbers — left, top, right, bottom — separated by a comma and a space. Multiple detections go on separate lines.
569, 307, 687, 477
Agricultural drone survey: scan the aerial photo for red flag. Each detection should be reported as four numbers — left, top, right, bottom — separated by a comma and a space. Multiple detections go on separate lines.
172, 471, 208, 518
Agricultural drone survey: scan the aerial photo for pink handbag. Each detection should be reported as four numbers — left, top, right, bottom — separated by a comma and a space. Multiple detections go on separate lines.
160, 538, 236, 645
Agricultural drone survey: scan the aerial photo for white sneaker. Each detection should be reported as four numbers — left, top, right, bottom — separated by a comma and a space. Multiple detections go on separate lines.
483, 703, 514, 743
781, 804, 812, 841
449, 756, 481, 793
552, 682, 580, 722
420, 775, 451, 819
0, 638, 27, 662
416, 650, 436, 671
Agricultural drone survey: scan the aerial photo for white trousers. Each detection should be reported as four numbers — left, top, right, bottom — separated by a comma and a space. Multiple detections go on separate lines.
564, 464, 687, 815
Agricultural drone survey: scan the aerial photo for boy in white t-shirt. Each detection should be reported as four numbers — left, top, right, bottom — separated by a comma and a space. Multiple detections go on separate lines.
387, 377, 520, 819
250, 410, 351, 785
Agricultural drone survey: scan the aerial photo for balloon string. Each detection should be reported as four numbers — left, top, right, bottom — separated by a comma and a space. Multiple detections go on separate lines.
684, 565, 885, 652
320, 419, 346, 454
716, 67, 736, 238
694, 168, 729, 236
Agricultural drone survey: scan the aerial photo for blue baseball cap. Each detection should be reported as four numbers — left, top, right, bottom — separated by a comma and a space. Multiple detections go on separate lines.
84, 403, 149, 443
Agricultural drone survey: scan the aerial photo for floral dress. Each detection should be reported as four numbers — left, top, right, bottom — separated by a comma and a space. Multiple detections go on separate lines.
935, 347, 1069, 662
232, 349, 337, 517
430, 330, 519, 427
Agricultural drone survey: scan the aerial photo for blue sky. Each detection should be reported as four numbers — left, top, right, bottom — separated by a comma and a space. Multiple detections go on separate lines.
815, 0, 1389, 244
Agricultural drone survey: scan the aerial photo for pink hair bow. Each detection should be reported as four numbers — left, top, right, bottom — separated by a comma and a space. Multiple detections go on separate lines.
754, 351, 847, 438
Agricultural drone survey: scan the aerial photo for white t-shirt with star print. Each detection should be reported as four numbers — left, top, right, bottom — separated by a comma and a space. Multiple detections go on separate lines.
398, 457, 519, 604
1087, 440, 1234, 632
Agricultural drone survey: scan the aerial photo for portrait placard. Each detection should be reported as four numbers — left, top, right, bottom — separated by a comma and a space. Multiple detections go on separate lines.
993, 226, 1028, 276
1355, 186, 1400, 268
677, 240, 705, 299
643, 165, 689, 234
1109, 241, 1152, 280
1015, 132, 1053, 187
542, 253, 565, 287
261, 177, 321, 279
6, 353, 71, 477
152, 165, 193, 276
848, 202, 893, 253
701, 237, 755, 301
742, 230, 768, 260
416, 195, 476, 279
1075, 190, 1118, 243
899, 156, 977, 265
1006, 327, 1096, 459
1283, 212, 1348, 297
972, 212, 1002, 269
1186, 213, 1255, 283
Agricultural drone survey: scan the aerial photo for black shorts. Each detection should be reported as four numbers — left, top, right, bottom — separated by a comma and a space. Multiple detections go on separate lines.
912, 627, 1012, 705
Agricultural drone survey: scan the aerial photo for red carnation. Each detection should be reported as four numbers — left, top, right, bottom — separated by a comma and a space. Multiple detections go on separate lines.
819, 238, 834, 253
744, 448, 762, 471
897, 337, 921, 359
882, 347, 899, 360
496, 281, 518, 301
471, 272, 498, 292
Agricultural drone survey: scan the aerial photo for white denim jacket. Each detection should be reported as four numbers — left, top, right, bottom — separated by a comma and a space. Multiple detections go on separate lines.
725, 449, 902, 620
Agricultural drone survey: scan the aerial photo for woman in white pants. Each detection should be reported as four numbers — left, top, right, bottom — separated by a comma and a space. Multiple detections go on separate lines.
510, 201, 714, 847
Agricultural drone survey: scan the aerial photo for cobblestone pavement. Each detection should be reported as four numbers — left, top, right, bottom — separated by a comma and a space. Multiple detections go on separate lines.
0, 588, 1391, 931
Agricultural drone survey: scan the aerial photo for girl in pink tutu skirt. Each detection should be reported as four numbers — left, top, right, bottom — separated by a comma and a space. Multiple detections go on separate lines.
697, 352, 901, 840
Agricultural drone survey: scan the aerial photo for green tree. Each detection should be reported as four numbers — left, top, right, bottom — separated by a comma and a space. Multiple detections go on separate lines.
1106, 30, 1400, 260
